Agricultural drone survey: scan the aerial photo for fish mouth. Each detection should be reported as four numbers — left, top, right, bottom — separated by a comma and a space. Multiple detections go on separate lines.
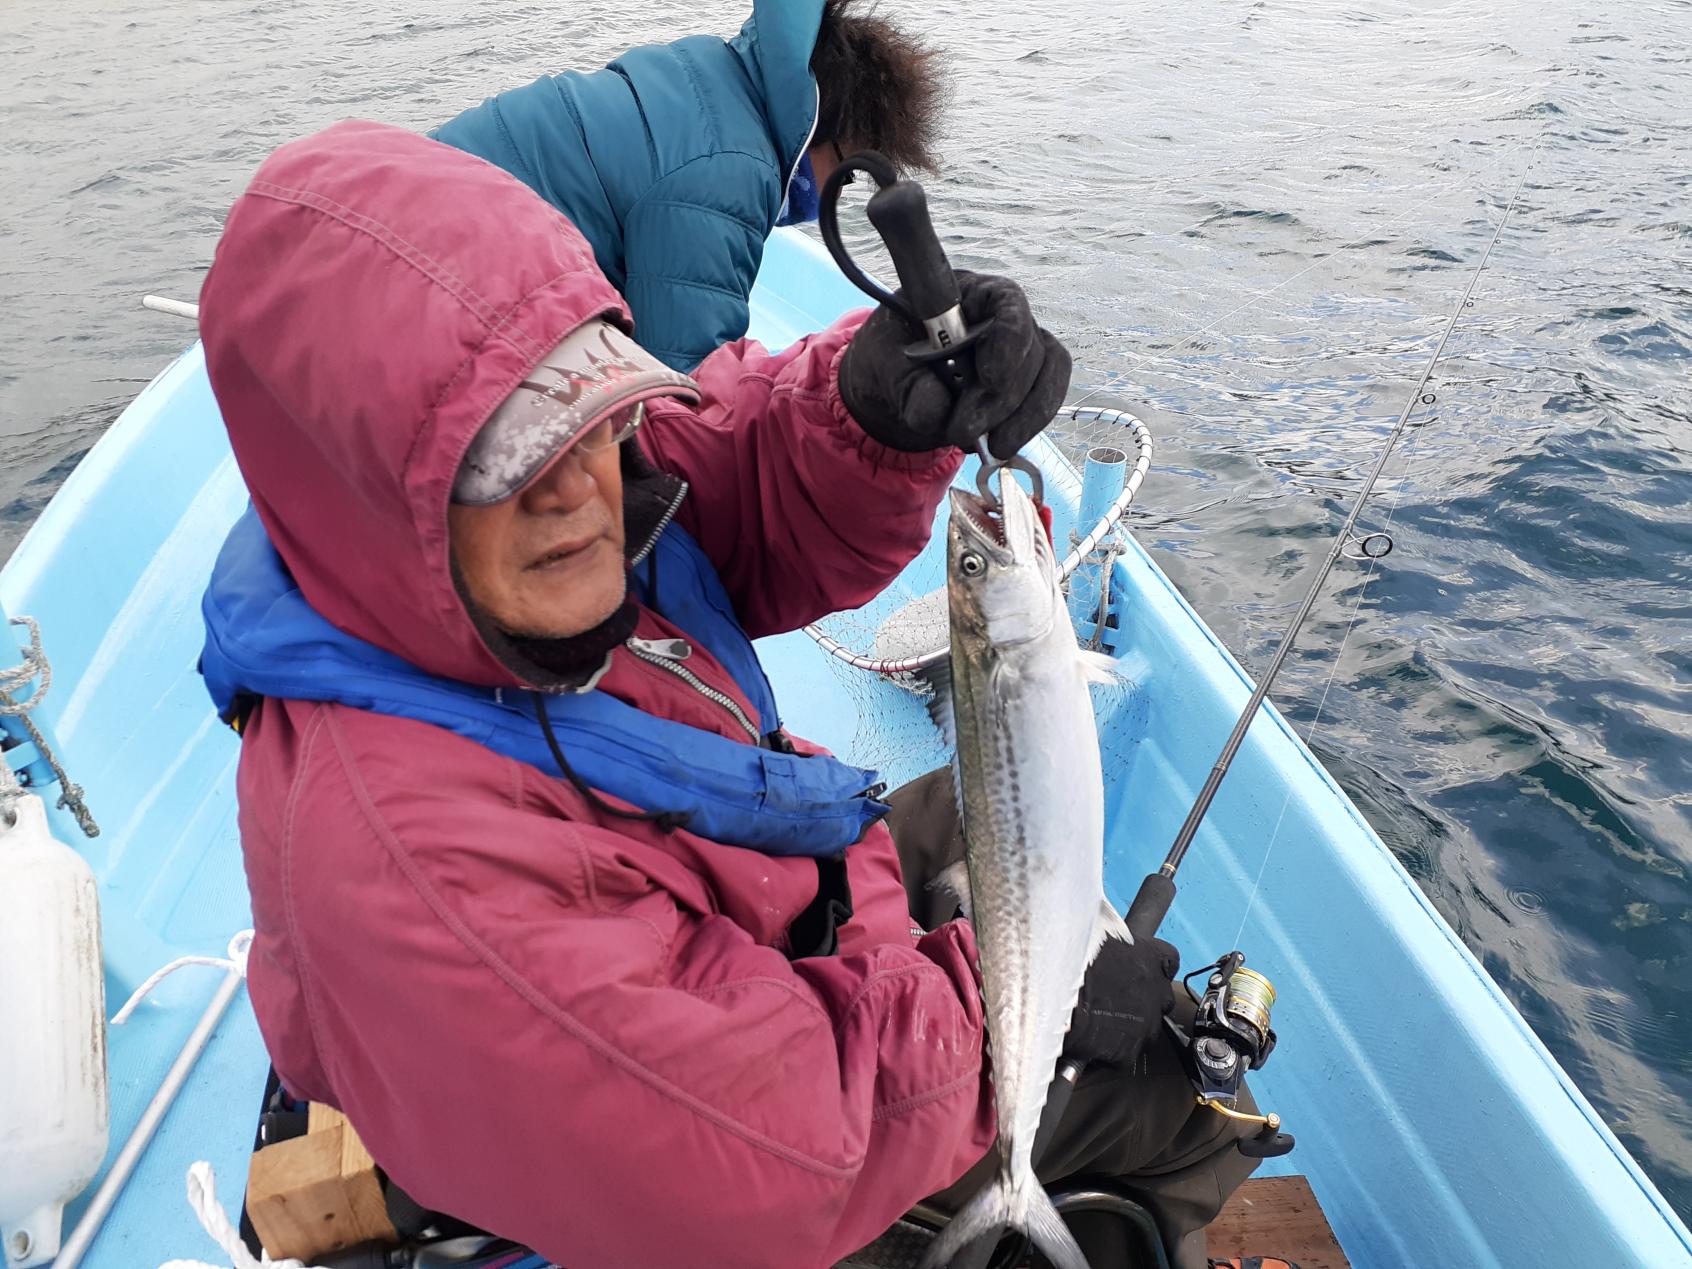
950, 478, 1039, 566
949, 488, 1013, 560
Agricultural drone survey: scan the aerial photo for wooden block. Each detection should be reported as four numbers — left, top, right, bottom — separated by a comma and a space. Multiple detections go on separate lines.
334, 1119, 398, 1248
1206, 1175, 1351, 1269
247, 1108, 398, 1261
247, 1126, 357, 1261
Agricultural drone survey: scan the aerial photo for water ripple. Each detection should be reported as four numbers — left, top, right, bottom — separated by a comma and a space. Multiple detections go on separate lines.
4, 0, 1691, 1219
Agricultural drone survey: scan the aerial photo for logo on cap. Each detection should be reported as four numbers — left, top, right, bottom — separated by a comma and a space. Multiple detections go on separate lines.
453, 320, 700, 505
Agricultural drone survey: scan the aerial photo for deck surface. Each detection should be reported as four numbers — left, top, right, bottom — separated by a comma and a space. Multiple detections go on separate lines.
1207, 1176, 1351, 1269
839, 1175, 1349, 1268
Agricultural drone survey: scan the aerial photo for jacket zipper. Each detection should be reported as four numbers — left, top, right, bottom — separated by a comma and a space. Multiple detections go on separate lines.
626, 638, 761, 743
628, 478, 689, 567
777, 83, 823, 221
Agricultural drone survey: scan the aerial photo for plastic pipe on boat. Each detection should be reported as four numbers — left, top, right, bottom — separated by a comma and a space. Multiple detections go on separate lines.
1065, 445, 1129, 640
52, 954, 248, 1269
0, 725, 54, 791
140, 295, 199, 321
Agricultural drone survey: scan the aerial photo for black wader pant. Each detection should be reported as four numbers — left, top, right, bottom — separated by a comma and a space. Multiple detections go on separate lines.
883, 770, 1263, 1269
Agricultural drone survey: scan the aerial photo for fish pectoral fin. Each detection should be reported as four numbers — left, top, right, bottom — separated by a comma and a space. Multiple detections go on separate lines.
1078, 649, 1126, 686
1087, 895, 1134, 963
928, 859, 974, 922
918, 655, 958, 749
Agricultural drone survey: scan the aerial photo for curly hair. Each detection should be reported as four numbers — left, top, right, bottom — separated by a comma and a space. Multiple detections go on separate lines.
810, 0, 945, 174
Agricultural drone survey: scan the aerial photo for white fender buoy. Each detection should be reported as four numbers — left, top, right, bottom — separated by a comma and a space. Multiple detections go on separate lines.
0, 792, 109, 1268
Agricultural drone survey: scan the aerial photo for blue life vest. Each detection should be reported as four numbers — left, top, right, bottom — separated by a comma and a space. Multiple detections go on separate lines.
199, 508, 887, 857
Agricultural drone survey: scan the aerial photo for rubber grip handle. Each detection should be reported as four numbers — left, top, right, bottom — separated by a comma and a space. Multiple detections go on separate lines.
864, 180, 962, 329
1125, 871, 1177, 941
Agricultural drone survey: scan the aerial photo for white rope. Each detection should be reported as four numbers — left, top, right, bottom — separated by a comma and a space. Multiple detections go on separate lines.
156, 1160, 328, 1269
112, 930, 254, 1025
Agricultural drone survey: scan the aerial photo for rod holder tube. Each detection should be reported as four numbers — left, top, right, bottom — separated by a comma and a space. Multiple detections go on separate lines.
1066, 445, 1129, 637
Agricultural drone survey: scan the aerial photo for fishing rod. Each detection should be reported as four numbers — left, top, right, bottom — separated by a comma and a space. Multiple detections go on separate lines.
1123, 160, 1537, 943
1050, 165, 1545, 1182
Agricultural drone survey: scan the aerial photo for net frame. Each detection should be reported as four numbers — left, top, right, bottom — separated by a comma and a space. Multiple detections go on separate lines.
803, 406, 1154, 674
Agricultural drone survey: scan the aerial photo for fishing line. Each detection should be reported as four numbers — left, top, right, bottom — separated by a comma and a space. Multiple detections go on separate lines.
1230, 326, 1450, 944
1229, 331, 1453, 948
1231, 534, 1387, 947
1227, 141, 1542, 944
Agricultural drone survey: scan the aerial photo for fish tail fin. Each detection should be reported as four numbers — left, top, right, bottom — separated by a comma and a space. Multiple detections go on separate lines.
917, 1177, 1011, 1269
917, 1175, 1090, 1269
1027, 1182, 1092, 1269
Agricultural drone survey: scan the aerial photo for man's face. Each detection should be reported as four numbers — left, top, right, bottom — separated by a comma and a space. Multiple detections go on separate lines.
449, 438, 626, 639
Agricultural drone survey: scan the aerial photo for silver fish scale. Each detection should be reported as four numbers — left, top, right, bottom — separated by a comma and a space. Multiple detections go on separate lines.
951, 598, 1106, 1187
926, 480, 1109, 1269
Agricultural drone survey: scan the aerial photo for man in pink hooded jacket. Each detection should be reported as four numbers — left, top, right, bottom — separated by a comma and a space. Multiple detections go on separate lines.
197, 121, 1260, 1269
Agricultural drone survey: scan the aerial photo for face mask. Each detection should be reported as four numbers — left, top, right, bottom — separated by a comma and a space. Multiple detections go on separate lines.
776, 152, 821, 227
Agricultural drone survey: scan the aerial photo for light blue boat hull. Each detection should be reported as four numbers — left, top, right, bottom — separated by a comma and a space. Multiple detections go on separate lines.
3, 229, 1686, 1268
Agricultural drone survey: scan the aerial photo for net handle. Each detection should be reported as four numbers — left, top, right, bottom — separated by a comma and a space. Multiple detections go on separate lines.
804, 407, 1154, 674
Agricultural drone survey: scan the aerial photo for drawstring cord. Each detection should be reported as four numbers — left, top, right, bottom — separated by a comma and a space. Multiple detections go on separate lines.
532, 691, 690, 834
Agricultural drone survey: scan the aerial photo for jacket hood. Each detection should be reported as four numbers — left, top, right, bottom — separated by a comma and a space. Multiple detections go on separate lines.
731, 0, 827, 176
200, 120, 631, 687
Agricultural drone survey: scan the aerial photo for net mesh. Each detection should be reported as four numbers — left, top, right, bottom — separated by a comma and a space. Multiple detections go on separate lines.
803, 407, 1152, 799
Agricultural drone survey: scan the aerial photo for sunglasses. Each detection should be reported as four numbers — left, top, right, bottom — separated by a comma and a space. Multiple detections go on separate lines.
571, 400, 646, 456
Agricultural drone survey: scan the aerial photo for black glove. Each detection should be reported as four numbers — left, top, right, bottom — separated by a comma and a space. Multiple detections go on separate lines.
1063, 935, 1180, 1069
838, 271, 1073, 459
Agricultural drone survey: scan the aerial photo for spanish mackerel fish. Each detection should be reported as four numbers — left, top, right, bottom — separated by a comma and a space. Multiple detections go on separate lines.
920, 476, 1130, 1269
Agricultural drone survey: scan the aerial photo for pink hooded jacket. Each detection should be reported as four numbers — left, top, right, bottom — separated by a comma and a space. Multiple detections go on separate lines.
200, 121, 993, 1267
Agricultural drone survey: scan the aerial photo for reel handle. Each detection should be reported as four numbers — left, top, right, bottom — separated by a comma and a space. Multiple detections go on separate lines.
1238, 1124, 1297, 1159
1125, 870, 1177, 941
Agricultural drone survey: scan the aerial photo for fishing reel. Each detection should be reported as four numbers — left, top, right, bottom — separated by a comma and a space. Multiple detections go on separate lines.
1180, 951, 1295, 1159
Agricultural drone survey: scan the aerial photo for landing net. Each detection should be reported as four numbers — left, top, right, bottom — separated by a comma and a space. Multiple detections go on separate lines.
801, 405, 1153, 789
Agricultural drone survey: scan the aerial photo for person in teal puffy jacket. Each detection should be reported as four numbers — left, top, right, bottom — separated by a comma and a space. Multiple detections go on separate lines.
433, 0, 944, 370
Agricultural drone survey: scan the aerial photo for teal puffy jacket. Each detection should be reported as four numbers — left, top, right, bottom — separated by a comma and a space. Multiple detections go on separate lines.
433, 0, 824, 370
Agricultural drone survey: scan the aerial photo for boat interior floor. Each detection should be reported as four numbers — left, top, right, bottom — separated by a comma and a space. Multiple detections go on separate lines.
1206, 1177, 1350, 1269
836, 1176, 1350, 1269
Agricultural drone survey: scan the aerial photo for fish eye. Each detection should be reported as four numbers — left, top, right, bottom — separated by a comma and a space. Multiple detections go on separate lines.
960, 552, 987, 577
